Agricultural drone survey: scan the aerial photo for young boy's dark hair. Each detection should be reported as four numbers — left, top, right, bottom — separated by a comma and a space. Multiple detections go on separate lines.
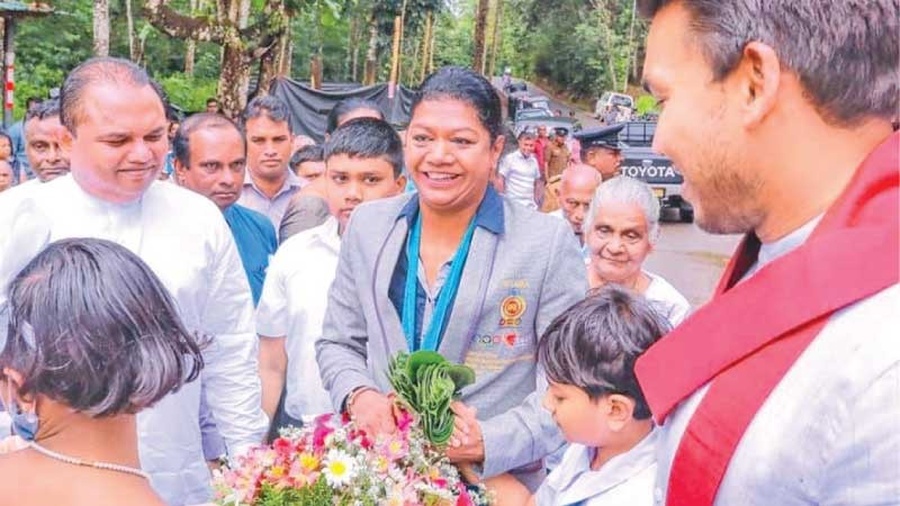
537, 286, 670, 419
289, 144, 324, 171
323, 117, 404, 178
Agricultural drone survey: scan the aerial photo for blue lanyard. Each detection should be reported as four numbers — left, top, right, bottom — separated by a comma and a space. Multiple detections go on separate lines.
402, 212, 477, 352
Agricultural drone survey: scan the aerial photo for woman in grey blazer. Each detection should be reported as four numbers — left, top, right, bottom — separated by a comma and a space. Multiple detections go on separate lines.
315, 67, 588, 491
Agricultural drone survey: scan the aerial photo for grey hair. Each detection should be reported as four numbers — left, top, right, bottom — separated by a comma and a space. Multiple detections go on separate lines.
537, 286, 670, 420
241, 95, 293, 133
60, 57, 167, 135
1, 238, 204, 417
587, 176, 661, 244
637, 0, 899, 126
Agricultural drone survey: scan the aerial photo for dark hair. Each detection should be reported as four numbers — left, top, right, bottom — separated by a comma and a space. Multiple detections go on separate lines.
324, 117, 404, 178
326, 97, 384, 135
290, 144, 324, 169
0, 132, 12, 153
241, 95, 292, 132
172, 113, 246, 168
60, 57, 167, 135
206, 97, 219, 105
637, 0, 899, 126
411, 66, 504, 141
1, 238, 204, 417
517, 130, 536, 141
537, 286, 669, 420
25, 98, 60, 123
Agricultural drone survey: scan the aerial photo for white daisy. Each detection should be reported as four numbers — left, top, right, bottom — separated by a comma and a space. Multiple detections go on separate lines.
322, 449, 357, 488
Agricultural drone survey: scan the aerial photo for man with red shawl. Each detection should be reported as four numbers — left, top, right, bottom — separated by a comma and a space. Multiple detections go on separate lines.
635, 1, 899, 505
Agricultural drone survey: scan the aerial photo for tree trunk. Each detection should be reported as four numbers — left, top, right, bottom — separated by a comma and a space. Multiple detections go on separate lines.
125, 0, 136, 60
310, 54, 323, 89
184, 0, 198, 74
487, 0, 503, 77
388, 16, 401, 91
93, 0, 110, 57
472, 0, 490, 74
219, 41, 249, 118
363, 16, 378, 85
420, 11, 432, 82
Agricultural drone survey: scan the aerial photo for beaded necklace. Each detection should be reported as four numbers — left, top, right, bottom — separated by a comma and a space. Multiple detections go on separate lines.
28, 441, 151, 480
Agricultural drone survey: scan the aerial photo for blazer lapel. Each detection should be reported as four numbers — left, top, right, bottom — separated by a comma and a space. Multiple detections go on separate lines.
438, 227, 500, 364
372, 218, 410, 354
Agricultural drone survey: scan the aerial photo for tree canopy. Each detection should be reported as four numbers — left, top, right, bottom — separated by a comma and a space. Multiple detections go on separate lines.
7, 0, 647, 117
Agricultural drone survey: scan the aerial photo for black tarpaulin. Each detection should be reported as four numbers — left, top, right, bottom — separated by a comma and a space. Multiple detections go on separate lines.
269, 77, 417, 142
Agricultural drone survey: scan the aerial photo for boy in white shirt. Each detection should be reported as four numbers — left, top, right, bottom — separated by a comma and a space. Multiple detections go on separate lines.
481, 286, 669, 505
257, 117, 406, 431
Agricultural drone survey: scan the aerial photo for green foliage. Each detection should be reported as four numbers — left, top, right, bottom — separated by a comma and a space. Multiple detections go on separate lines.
157, 73, 219, 112
388, 351, 476, 447
635, 94, 658, 116
257, 476, 332, 505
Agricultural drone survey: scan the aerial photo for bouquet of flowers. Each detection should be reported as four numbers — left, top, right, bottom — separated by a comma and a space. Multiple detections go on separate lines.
212, 351, 491, 506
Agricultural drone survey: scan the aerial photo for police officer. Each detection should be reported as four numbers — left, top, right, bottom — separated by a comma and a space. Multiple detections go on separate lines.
575, 124, 625, 181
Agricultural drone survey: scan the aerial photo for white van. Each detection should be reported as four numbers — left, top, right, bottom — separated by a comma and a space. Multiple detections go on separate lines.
593, 92, 634, 118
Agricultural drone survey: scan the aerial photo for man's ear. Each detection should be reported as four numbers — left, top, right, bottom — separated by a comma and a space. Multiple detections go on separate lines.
173, 158, 188, 183
734, 41, 781, 129
59, 128, 74, 156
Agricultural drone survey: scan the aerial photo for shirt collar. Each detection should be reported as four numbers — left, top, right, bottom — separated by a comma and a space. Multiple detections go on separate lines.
242, 169, 306, 194
398, 185, 505, 235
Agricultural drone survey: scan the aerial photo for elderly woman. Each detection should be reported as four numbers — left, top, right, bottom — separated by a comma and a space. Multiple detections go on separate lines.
586, 176, 690, 326
0, 238, 204, 505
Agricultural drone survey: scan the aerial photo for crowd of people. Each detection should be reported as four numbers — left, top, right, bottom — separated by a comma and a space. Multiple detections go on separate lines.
0, 0, 897, 505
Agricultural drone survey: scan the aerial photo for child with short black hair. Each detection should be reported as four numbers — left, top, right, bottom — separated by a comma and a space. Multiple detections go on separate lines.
484, 285, 669, 505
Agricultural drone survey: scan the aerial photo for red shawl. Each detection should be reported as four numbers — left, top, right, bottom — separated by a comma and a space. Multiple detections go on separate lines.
635, 132, 899, 505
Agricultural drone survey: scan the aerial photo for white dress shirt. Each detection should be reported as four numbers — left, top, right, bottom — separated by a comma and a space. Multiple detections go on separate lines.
256, 215, 339, 422
499, 150, 541, 209
536, 428, 658, 506
0, 175, 268, 505
654, 217, 900, 504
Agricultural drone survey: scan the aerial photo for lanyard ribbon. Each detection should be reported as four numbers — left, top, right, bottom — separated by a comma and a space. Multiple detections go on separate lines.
402, 212, 477, 352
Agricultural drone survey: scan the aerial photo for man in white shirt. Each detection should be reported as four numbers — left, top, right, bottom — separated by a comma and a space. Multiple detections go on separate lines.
0, 57, 268, 505
497, 131, 542, 208
634, 1, 898, 505
257, 117, 405, 431
237, 95, 304, 234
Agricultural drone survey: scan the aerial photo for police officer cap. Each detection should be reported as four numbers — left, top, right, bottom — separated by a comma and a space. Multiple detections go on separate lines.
575, 124, 626, 151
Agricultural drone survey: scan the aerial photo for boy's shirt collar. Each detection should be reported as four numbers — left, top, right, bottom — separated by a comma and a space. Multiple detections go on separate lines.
546, 426, 659, 504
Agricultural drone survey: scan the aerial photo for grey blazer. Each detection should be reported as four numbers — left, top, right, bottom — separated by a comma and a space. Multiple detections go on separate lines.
316, 190, 588, 489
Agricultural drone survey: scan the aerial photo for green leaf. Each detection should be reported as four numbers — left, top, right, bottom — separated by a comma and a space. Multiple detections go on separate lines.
447, 364, 476, 393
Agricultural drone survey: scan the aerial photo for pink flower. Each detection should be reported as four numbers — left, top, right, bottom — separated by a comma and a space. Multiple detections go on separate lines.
456, 483, 475, 506
396, 408, 415, 433
312, 424, 334, 452
272, 437, 295, 459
